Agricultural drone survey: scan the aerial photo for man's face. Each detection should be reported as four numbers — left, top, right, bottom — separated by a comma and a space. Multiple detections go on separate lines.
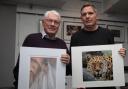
81, 6, 97, 28
42, 13, 60, 37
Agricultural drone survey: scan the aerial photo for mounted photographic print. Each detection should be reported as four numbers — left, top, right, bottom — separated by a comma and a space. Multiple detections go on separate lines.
18, 47, 66, 89
63, 21, 83, 41
71, 44, 125, 88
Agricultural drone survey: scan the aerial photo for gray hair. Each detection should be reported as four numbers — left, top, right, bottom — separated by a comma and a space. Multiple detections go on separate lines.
43, 10, 61, 20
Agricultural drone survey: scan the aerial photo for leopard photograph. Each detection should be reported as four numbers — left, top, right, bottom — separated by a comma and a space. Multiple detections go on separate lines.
82, 50, 113, 81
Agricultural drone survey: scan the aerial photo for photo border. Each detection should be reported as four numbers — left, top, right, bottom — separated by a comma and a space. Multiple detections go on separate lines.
18, 47, 66, 89
71, 44, 125, 88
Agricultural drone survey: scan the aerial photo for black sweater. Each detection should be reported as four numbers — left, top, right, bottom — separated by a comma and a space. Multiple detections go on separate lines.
71, 26, 114, 47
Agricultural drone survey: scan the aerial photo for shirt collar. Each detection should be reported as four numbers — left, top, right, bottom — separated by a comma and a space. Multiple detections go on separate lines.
41, 29, 57, 40
84, 25, 99, 31
41, 29, 46, 39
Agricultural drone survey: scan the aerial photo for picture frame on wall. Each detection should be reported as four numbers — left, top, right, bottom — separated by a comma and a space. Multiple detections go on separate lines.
71, 44, 125, 88
107, 25, 125, 43
63, 21, 83, 41
98, 23, 107, 28
18, 47, 66, 89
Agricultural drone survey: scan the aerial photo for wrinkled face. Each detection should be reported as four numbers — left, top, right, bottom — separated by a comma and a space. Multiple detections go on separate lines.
81, 6, 97, 28
42, 13, 60, 37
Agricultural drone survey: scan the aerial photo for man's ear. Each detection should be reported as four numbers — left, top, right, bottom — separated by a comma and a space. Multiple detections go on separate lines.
42, 20, 46, 27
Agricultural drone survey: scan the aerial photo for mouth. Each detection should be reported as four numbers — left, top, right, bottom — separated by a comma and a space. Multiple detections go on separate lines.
48, 26, 57, 30
86, 20, 92, 23
95, 73, 102, 79
47, 28, 55, 31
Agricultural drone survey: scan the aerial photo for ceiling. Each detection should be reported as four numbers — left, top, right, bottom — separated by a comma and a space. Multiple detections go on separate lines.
104, 0, 128, 15
0, 0, 128, 15
0, 0, 66, 8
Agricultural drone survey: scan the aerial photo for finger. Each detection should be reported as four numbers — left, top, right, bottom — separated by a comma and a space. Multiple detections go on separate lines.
61, 57, 69, 64
61, 57, 69, 63
119, 51, 125, 57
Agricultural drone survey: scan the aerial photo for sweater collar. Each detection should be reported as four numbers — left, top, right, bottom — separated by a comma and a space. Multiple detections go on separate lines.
41, 30, 57, 40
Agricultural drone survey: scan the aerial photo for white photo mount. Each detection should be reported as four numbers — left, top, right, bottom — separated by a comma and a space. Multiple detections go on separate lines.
18, 47, 66, 89
71, 44, 125, 88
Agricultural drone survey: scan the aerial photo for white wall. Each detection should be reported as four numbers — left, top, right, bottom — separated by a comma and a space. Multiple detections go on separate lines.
15, 13, 41, 63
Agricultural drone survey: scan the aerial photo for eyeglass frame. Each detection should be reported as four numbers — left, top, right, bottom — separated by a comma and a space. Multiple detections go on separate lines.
43, 18, 60, 26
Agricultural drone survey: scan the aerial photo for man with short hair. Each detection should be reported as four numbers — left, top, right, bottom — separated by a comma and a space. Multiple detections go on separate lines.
13, 10, 70, 89
70, 2, 126, 89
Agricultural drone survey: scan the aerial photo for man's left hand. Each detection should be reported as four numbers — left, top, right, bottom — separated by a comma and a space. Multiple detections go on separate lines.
119, 48, 126, 57
61, 53, 70, 64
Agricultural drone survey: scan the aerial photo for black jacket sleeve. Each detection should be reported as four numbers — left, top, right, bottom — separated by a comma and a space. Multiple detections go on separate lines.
13, 56, 19, 89
13, 35, 30, 89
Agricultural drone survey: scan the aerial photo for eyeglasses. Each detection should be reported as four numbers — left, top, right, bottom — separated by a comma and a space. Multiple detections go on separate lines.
45, 19, 60, 26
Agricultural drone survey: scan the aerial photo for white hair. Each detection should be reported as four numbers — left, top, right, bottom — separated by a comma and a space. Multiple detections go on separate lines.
43, 10, 61, 20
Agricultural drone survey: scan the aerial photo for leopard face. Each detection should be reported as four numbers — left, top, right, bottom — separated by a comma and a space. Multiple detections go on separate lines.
86, 55, 113, 80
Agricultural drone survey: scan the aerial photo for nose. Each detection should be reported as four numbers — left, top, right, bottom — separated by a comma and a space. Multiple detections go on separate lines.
86, 13, 90, 18
51, 21, 55, 25
96, 66, 100, 72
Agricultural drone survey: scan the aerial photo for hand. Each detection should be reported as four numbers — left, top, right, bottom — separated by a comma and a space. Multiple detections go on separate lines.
119, 48, 126, 57
61, 53, 70, 64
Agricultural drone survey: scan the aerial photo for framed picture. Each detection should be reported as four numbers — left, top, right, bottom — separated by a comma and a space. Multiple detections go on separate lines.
18, 47, 66, 89
107, 25, 125, 43
63, 21, 83, 41
71, 44, 125, 88
98, 23, 107, 28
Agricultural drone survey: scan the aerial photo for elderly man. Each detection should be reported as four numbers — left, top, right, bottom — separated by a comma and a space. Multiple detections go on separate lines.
13, 10, 70, 89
